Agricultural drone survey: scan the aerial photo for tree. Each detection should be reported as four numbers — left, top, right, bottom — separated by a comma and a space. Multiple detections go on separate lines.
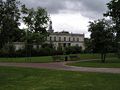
104, 0, 120, 53
88, 19, 114, 63
84, 38, 92, 53
23, 7, 49, 49
0, 0, 24, 49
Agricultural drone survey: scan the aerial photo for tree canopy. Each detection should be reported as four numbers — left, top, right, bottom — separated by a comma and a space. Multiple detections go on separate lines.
104, 0, 120, 48
0, 0, 49, 50
0, 0, 23, 49
23, 7, 49, 46
88, 19, 114, 62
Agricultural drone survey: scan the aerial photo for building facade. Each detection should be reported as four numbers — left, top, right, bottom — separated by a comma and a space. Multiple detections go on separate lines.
46, 32, 84, 50
47, 21, 85, 50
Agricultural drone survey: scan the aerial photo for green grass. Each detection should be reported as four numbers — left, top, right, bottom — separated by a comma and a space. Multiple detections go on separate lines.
0, 66, 120, 90
77, 53, 101, 59
0, 53, 116, 63
77, 53, 115, 60
68, 58, 120, 68
0, 56, 53, 63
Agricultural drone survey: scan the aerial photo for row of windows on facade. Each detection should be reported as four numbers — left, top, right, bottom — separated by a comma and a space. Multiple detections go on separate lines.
48, 37, 82, 42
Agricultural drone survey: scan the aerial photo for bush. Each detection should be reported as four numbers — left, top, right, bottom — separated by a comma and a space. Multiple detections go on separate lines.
53, 47, 63, 55
117, 52, 120, 58
0, 43, 16, 57
52, 55, 65, 62
0, 44, 83, 57
69, 55, 80, 61
65, 46, 83, 54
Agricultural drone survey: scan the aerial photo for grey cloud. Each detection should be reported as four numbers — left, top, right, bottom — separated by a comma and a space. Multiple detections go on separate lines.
20, 0, 66, 14
80, 0, 108, 12
20, 0, 111, 19
65, 0, 110, 19
80, 0, 110, 19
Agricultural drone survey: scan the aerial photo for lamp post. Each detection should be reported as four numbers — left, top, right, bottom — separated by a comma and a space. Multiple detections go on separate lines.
25, 28, 28, 61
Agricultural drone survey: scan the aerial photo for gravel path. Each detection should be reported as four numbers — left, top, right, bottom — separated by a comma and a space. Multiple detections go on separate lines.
0, 61, 120, 74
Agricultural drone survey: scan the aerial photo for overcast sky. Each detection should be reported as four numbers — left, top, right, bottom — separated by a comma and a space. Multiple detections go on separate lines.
20, 0, 110, 38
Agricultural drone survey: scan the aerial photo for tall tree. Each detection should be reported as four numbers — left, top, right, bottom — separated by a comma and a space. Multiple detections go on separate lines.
88, 19, 114, 63
84, 38, 92, 53
0, 0, 23, 49
104, 0, 120, 52
23, 7, 49, 48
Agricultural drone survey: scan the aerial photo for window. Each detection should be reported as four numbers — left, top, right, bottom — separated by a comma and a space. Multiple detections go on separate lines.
59, 37, 61, 41
77, 38, 79, 42
68, 43, 71, 46
64, 37, 66, 41
54, 37, 56, 41
69, 37, 71, 41
73, 37, 75, 41
50, 37, 52, 41
63, 43, 66, 47
76, 44, 79, 46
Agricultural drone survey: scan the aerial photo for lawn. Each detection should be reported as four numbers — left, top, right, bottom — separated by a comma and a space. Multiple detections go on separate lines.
68, 58, 120, 68
77, 53, 116, 60
0, 53, 116, 63
0, 56, 53, 63
0, 67, 120, 90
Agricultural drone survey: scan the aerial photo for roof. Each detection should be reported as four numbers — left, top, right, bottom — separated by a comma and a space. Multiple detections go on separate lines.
50, 32, 84, 36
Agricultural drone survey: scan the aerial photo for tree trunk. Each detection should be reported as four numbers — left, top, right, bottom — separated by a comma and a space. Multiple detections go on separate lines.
103, 53, 106, 63
101, 53, 103, 62
101, 53, 106, 63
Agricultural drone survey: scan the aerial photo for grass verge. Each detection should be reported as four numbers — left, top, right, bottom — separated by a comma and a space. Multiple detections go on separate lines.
0, 56, 53, 63
68, 58, 120, 68
0, 66, 120, 90
0, 53, 116, 63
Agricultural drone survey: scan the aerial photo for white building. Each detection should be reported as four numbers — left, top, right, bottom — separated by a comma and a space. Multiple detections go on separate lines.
47, 32, 84, 49
47, 21, 85, 50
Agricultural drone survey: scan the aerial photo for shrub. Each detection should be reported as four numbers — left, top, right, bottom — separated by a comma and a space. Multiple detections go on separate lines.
0, 43, 16, 57
65, 46, 82, 54
69, 55, 80, 61
52, 55, 64, 62
117, 52, 120, 58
